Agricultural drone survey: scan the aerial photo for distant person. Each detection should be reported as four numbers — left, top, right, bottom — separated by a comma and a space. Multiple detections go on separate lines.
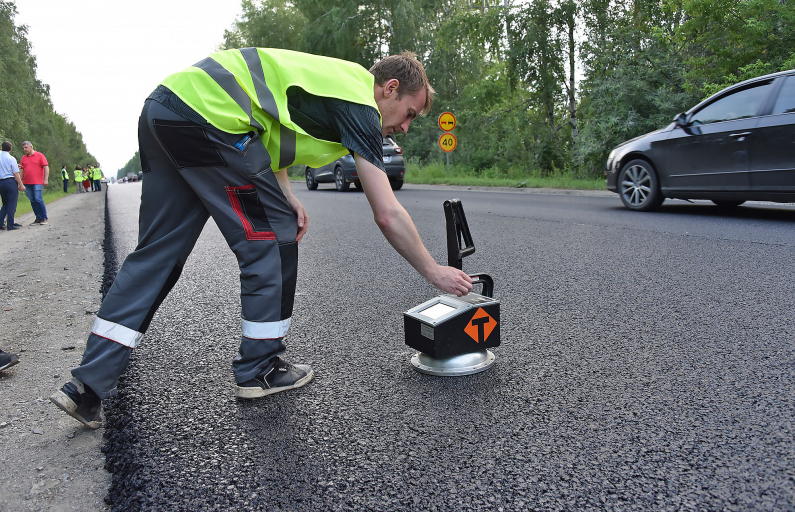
82, 167, 91, 192
0, 349, 20, 371
19, 141, 49, 225
93, 165, 102, 191
74, 165, 85, 193
50, 48, 471, 429
87, 165, 94, 191
61, 165, 69, 192
0, 141, 24, 230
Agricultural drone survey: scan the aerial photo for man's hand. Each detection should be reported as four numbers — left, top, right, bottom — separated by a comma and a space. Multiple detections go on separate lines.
287, 195, 309, 243
18, 183, 25, 192
273, 169, 309, 243
428, 265, 473, 296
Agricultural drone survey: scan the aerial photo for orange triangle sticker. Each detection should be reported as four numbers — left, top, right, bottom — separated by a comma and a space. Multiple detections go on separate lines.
464, 308, 497, 343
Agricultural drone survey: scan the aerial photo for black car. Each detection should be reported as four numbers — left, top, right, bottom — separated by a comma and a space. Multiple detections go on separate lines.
305, 136, 405, 191
606, 70, 795, 210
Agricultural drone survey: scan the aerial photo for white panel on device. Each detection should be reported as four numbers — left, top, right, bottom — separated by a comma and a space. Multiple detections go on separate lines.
419, 303, 457, 320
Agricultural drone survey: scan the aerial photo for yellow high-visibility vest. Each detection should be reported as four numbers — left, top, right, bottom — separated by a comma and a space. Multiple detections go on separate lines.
161, 48, 380, 170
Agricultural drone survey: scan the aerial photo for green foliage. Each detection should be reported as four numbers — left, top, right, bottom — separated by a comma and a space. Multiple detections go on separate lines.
576, 0, 698, 173
117, 151, 141, 179
404, 159, 604, 189
677, 0, 795, 97
171, 0, 795, 182
0, 1, 96, 192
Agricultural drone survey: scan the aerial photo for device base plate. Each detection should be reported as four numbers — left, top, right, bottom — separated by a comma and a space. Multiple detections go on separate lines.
410, 350, 495, 376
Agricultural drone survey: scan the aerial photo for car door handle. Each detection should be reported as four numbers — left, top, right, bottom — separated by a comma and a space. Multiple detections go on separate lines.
730, 132, 752, 141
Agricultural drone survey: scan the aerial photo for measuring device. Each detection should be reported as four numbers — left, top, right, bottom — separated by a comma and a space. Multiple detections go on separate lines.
403, 199, 500, 376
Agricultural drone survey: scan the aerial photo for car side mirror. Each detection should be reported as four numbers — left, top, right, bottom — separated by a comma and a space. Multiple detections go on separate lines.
673, 113, 688, 127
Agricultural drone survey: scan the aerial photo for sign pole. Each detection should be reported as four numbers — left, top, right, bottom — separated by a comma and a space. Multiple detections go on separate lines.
446, 153, 449, 173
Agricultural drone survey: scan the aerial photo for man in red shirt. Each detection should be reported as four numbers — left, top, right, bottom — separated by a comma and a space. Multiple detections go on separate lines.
19, 141, 49, 225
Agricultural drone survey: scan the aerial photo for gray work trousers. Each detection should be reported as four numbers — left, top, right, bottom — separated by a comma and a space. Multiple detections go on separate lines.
72, 99, 298, 399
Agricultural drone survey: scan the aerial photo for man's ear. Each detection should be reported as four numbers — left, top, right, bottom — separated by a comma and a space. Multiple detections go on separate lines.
384, 78, 400, 97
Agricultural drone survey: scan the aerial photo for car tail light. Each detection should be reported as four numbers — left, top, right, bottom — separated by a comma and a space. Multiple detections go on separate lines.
352, 172, 358, 177
395, 147, 402, 154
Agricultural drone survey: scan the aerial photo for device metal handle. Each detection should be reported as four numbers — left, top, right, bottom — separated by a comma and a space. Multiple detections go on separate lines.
444, 199, 475, 270
468, 273, 494, 298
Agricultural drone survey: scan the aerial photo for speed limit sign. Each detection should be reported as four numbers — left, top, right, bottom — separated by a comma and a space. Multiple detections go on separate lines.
438, 133, 457, 152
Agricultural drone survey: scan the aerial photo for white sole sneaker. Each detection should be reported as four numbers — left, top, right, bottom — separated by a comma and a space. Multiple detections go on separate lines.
235, 366, 314, 399
49, 389, 102, 429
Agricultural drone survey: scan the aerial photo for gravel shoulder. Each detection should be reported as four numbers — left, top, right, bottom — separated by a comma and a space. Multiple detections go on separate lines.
0, 190, 110, 511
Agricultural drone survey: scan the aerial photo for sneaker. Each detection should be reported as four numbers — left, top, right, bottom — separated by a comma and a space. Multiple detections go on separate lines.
50, 378, 102, 429
37, 219, 48, 225
235, 357, 314, 399
30, 218, 41, 225
0, 350, 20, 371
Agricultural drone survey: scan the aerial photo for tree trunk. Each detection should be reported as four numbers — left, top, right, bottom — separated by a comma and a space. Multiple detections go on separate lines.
567, 7, 578, 140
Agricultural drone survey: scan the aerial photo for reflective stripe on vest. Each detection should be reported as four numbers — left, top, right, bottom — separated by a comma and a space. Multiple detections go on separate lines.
240, 47, 280, 121
193, 57, 265, 133
161, 48, 379, 170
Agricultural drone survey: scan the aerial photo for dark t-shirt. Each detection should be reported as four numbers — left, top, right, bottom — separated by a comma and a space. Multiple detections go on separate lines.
150, 85, 383, 170
286, 86, 383, 170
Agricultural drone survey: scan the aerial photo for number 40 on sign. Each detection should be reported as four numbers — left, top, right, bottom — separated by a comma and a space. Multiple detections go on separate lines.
438, 133, 457, 153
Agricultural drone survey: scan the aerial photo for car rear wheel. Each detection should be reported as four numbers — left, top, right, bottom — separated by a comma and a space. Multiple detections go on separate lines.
712, 200, 745, 207
389, 178, 403, 191
334, 167, 349, 191
305, 168, 318, 190
619, 159, 663, 211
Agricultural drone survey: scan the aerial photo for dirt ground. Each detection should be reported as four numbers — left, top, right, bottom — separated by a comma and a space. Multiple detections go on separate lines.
0, 189, 110, 511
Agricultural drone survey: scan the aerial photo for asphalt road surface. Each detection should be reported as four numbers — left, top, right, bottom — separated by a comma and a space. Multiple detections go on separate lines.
100, 182, 795, 511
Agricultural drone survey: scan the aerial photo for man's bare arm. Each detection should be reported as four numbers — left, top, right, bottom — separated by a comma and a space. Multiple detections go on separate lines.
13, 171, 24, 191
43, 165, 49, 186
354, 153, 472, 296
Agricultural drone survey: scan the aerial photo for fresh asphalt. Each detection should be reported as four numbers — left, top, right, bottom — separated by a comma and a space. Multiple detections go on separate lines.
100, 182, 795, 511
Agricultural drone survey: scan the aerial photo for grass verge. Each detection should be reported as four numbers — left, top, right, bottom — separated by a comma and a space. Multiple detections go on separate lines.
404, 161, 605, 190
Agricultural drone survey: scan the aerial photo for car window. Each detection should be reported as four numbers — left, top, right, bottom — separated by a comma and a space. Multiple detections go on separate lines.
690, 81, 773, 124
772, 76, 795, 115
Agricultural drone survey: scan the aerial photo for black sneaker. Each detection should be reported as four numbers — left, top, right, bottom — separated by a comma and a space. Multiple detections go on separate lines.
0, 350, 20, 371
235, 357, 314, 399
50, 378, 102, 429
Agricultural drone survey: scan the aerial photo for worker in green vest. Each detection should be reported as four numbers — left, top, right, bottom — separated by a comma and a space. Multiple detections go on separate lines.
61, 166, 69, 192
51, 48, 472, 429
93, 165, 102, 191
74, 166, 84, 193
